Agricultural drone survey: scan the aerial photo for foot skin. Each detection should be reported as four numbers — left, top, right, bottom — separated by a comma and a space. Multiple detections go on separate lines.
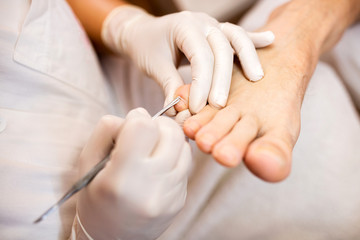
176, 40, 314, 182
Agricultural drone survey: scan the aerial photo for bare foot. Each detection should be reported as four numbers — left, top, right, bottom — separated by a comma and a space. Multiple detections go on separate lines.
176, 35, 317, 182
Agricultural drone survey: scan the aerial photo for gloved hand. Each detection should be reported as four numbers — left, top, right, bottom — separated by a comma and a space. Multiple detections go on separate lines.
76, 109, 191, 240
102, 5, 275, 115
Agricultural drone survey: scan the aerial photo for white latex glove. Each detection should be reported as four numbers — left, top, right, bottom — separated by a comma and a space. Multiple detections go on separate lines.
102, 5, 275, 115
76, 110, 191, 240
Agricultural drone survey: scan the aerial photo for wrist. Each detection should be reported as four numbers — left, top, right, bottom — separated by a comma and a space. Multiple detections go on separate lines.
101, 5, 150, 55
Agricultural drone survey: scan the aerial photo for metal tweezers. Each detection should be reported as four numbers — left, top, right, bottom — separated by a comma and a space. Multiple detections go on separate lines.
34, 97, 181, 223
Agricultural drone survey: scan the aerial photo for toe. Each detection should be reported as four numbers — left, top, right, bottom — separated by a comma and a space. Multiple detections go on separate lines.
183, 105, 217, 139
244, 129, 295, 182
175, 84, 190, 112
195, 106, 241, 153
213, 115, 259, 167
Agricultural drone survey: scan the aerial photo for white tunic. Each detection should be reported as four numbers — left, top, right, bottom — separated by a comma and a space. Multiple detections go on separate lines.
1, 0, 360, 239
0, 0, 114, 238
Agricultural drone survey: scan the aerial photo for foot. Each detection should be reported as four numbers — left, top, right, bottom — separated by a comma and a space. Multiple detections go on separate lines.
176, 38, 315, 182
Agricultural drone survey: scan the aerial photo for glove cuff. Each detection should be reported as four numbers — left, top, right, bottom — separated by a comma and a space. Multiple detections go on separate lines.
70, 211, 94, 240
101, 5, 149, 55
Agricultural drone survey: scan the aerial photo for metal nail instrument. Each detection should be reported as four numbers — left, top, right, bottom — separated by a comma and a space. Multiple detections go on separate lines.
34, 97, 181, 224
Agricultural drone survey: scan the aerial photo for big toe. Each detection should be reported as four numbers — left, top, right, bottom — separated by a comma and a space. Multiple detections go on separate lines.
244, 132, 294, 182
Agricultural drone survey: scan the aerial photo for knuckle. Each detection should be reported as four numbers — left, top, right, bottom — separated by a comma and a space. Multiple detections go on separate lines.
179, 10, 191, 16
220, 22, 234, 32
128, 107, 148, 116
178, 11, 193, 20
135, 107, 149, 114
223, 22, 232, 27
197, 12, 216, 22
236, 25, 245, 31
206, 26, 217, 35
125, 108, 152, 122
235, 33, 253, 46
128, 117, 154, 131
141, 199, 164, 218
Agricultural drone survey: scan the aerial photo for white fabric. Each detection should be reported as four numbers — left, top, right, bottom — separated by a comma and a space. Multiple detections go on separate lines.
0, 0, 113, 239
1, 0, 360, 239
322, 24, 360, 111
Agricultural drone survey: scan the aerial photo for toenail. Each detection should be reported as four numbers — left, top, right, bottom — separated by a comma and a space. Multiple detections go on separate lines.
175, 97, 187, 111
254, 145, 285, 166
197, 133, 217, 152
215, 145, 241, 167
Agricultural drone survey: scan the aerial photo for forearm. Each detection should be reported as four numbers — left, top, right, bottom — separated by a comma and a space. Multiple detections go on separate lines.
66, 0, 128, 46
